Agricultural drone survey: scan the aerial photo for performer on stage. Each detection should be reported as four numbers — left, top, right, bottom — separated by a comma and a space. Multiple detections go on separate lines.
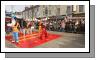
12, 20, 20, 43
39, 22, 48, 39
42, 23, 48, 38
38, 20, 42, 37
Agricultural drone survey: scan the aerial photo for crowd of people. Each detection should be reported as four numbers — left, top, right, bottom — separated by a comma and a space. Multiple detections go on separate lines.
5, 17, 85, 35
34, 17, 85, 33
5, 16, 85, 43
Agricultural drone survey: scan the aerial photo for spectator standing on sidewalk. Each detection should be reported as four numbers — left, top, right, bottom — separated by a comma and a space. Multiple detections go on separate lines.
49, 21, 53, 31
53, 20, 57, 31
60, 20, 65, 32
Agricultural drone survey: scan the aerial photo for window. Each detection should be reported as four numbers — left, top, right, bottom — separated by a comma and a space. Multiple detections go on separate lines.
67, 6, 72, 15
43, 11, 45, 16
49, 10, 51, 15
57, 8, 60, 15
37, 8, 39, 11
72, 5, 77, 12
67, 6, 70, 13
45, 8, 48, 16
79, 5, 84, 12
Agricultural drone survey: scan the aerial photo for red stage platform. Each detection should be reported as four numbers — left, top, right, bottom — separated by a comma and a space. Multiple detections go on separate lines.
5, 32, 61, 48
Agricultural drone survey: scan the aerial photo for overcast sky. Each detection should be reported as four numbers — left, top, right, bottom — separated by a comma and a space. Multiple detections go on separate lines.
5, 5, 30, 12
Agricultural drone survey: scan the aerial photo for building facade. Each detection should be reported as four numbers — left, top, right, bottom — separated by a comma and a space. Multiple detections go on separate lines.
22, 5, 39, 21
35, 5, 68, 20
21, 5, 85, 21
72, 5, 85, 17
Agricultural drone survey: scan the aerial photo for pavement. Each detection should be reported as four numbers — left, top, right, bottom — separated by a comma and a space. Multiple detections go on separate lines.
5, 31, 85, 48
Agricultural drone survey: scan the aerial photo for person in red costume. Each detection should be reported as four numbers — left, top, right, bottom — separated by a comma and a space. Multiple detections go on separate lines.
39, 23, 48, 39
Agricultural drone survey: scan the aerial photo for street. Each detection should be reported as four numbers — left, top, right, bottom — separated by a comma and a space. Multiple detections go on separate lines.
5, 5, 85, 48
5, 31, 85, 48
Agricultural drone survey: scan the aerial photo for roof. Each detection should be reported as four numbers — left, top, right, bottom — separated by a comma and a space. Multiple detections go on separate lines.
22, 5, 40, 12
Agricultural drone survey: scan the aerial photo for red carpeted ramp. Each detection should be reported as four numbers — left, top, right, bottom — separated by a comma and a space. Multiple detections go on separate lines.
5, 32, 61, 48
